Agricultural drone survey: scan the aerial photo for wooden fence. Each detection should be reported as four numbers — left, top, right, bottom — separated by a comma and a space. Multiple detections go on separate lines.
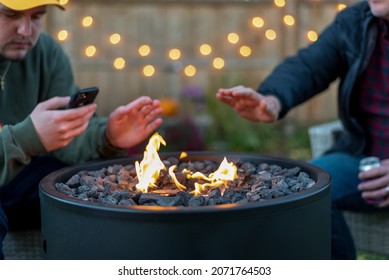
46, 0, 357, 122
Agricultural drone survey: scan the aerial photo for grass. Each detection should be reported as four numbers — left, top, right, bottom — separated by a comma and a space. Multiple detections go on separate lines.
358, 251, 389, 260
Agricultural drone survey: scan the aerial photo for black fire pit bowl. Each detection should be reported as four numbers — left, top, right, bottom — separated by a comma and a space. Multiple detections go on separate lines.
39, 152, 331, 260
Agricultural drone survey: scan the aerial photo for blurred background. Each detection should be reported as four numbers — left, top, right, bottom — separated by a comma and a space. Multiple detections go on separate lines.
45, 0, 359, 159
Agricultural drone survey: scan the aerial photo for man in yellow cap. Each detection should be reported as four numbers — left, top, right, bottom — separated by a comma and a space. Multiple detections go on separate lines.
0, 0, 163, 259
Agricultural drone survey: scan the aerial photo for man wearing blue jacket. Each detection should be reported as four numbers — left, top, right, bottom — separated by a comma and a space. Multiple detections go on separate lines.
217, 0, 389, 259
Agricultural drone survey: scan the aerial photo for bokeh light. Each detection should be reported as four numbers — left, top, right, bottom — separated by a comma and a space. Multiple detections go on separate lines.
109, 33, 121, 45
199, 44, 212, 56
143, 65, 156, 77
274, 0, 286, 8
85, 45, 97, 57
139, 45, 151, 57
337, 4, 347, 12
265, 29, 277, 40
227, 33, 239, 44
82, 16, 93, 27
307, 30, 318, 42
113, 57, 126, 70
252, 16, 265, 28
57, 30, 68, 41
168, 48, 181, 60
184, 65, 196, 77
213, 57, 225, 70
283, 15, 295, 26
239, 46, 252, 57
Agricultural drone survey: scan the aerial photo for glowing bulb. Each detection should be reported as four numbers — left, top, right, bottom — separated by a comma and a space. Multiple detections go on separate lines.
283, 15, 295, 26
239, 46, 252, 57
227, 33, 239, 44
307, 30, 318, 42
274, 0, 285, 8
252, 17, 264, 28
337, 4, 347, 11
85, 45, 97, 57
114, 57, 126, 70
139, 45, 151, 56
184, 65, 196, 77
213, 57, 225, 70
168, 49, 181, 60
143, 65, 156, 77
199, 44, 212, 56
57, 30, 68, 41
110, 33, 121, 45
82, 16, 93, 27
265, 29, 277, 40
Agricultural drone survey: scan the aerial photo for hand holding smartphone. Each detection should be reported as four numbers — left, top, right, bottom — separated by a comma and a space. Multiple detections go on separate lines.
66, 87, 99, 109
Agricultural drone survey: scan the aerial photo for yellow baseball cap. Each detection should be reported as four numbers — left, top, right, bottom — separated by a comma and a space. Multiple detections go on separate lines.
0, 0, 65, 11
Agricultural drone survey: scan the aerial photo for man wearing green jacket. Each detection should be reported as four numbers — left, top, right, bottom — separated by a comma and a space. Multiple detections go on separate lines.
0, 0, 163, 259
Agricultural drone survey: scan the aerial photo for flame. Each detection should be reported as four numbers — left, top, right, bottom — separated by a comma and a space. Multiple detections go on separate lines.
135, 133, 166, 192
134, 134, 237, 196
190, 157, 238, 195
168, 165, 187, 191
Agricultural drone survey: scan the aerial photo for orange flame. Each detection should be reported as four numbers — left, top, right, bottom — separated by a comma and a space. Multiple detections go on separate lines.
168, 165, 187, 191
134, 133, 237, 195
189, 157, 238, 195
135, 133, 166, 192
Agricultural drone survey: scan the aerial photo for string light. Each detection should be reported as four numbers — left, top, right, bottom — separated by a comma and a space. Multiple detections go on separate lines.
213, 57, 225, 70
184, 65, 196, 77
82, 16, 93, 27
252, 16, 265, 28
57, 30, 68, 41
139, 45, 151, 57
227, 33, 239, 44
283, 15, 295, 26
199, 44, 212, 56
239, 46, 252, 57
85, 45, 97, 57
307, 30, 318, 42
143, 65, 156, 77
274, 0, 286, 8
337, 4, 347, 12
57, 1, 347, 74
168, 48, 181, 60
265, 29, 277, 40
109, 33, 121, 45
113, 57, 126, 70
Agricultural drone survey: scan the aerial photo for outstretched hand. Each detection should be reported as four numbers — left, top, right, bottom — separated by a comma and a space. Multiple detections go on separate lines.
216, 86, 281, 123
105, 96, 163, 149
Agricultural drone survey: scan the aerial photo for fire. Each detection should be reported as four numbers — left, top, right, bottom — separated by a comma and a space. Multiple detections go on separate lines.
135, 133, 166, 192
168, 165, 187, 191
187, 157, 238, 195
135, 133, 237, 195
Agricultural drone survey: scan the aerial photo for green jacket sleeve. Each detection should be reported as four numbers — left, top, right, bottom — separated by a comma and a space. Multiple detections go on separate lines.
52, 116, 127, 165
0, 117, 46, 185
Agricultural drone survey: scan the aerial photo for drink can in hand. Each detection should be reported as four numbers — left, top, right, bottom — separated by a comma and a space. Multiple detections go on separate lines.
359, 156, 383, 204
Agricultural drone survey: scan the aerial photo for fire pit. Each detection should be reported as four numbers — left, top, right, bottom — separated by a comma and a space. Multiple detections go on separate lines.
39, 151, 331, 260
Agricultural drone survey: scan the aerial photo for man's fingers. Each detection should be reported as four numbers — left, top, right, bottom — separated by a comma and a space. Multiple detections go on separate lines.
37, 96, 71, 110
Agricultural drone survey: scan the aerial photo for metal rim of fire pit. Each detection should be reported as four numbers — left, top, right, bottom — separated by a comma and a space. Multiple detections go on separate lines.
40, 152, 330, 215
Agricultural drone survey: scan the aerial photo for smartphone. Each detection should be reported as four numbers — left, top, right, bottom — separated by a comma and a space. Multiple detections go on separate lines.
66, 87, 99, 109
